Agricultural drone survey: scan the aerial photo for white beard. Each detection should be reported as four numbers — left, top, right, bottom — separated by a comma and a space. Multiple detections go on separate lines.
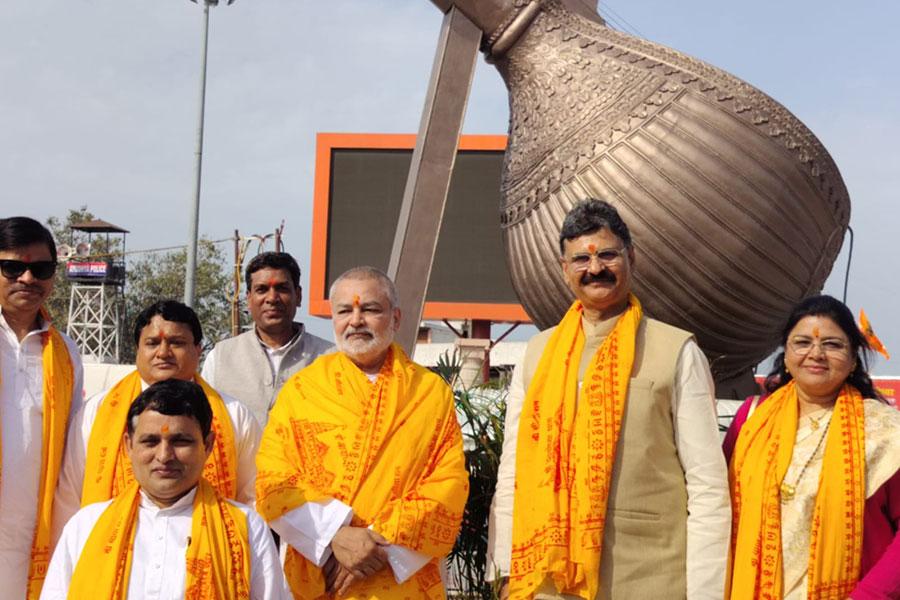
336, 322, 394, 364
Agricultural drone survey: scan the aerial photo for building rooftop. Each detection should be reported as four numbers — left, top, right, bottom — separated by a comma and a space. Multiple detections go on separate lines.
70, 219, 129, 234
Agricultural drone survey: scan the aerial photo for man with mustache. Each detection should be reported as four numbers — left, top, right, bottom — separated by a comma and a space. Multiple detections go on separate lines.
53, 300, 260, 530
0, 216, 84, 599
255, 266, 468, 599
41, 379, 288, 599
202, 252, 333, 426
486, 199, 731, 599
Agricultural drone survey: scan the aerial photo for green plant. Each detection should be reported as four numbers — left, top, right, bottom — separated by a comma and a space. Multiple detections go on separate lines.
437, 350, 507, 599
435, 348, 462, 388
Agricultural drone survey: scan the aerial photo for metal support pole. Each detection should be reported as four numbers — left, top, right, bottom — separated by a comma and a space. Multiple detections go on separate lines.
231, 229, 240, 336
387, 7, 481, 354
184, 0, 211, 307
471, 319, 491, 383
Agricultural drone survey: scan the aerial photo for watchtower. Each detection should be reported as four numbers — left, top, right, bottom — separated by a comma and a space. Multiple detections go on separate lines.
63, 220, 128, 363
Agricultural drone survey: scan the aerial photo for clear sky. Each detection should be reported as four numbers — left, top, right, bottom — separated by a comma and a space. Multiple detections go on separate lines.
2, 1, 897, 372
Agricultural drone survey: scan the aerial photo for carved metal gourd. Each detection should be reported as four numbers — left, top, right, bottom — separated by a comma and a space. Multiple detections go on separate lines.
441, 0, 850, 381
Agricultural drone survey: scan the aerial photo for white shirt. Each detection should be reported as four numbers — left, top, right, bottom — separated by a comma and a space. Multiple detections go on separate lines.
0, 309, 83, 600
270, 498, 431, 585
486, 340, 731, 600
52, 374, 262, 536
40, 487, 289, 600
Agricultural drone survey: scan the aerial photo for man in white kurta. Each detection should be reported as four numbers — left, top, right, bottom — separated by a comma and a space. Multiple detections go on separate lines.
53, 300, 260, 532
0, 216, 84, 599
43, 486, 286, 600
41, 379, 287, 600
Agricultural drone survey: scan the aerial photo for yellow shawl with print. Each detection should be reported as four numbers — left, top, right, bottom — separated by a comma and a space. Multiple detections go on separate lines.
509, 296, 641, 600
21, 326, 75, 600
67, 479, 250, 599
256, 344, 468, 600
728, 382, 866, 600
81, 371, 237, 505
0, 314, 76, 599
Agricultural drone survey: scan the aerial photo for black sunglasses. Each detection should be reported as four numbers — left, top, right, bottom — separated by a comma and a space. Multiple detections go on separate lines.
0, 259, 57, 280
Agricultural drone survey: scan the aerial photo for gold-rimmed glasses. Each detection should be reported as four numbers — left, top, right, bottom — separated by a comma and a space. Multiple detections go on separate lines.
787, 336, 851, 358
564, 247, 627, 272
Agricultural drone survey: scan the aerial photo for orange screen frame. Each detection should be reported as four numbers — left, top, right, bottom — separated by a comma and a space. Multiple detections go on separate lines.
308, 132, 530, 323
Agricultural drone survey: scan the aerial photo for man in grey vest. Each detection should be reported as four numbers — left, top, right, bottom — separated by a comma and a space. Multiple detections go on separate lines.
486, 199, 730, 599
202, 252, 332, 425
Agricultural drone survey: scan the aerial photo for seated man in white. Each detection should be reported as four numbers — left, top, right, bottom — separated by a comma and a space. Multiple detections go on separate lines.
41, 379, 288, 599
53, 300, 260, 533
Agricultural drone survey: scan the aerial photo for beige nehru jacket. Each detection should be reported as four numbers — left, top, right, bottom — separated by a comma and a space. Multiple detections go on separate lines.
486, 315, 731, 600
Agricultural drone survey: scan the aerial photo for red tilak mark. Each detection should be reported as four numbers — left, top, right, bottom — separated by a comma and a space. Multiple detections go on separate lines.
352, 294, 360, 308
157, 331, 167, 343
23, 253, 32, 261
587, 244, 597, 254
812, 326, 820, 338
267, 278, 277, 289
161, 425, 169, 434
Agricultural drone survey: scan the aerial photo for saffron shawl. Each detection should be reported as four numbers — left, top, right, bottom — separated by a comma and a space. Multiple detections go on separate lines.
81, 372, 237, 505
509, 296, 642, 600
256, 345, 468, 599
0, 315, 76, 599
67, 479, 250, 599
728, 382, 866, 599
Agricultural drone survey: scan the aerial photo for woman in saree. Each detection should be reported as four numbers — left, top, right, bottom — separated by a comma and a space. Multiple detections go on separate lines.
723, 295, 900, 599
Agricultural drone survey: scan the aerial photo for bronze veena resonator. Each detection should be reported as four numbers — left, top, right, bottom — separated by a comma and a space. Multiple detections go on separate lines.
425, 0, 849, 391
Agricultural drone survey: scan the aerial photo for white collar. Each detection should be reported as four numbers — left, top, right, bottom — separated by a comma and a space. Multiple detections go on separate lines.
139, 485, 198, 513
0, 306, 49, 339
255, 324, 303, 353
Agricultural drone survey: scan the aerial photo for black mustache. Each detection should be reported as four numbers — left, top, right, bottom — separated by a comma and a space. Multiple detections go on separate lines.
580, 271, 616, 285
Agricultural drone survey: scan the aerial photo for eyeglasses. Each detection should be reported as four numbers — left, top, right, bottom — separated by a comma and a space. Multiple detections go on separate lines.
787, 337, 851, 358
565, 247, 627, 272
0, 259, 57, 281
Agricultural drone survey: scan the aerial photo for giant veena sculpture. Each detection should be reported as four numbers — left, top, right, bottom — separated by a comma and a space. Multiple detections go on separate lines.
404, 0, 849, 392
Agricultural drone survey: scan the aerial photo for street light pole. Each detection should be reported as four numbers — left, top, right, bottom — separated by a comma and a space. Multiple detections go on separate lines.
184, 0, 212, 307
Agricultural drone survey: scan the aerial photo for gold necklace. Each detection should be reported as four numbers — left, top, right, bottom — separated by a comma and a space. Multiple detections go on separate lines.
780, 416, 831, 503
809, 413, 823, 430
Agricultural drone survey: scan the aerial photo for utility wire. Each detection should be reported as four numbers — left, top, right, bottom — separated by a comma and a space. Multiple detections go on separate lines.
61, 237, 233, 261
842, 226, 854, 304
597, 8, 629, 34
598, 2, 644, 38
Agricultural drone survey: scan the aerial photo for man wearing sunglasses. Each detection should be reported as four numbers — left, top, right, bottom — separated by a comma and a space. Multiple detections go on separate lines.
0, 216, 84, 599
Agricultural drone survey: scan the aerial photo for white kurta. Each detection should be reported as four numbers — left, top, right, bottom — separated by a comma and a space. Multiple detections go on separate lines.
0, 310, 83, 600
270, 497, 431, 584
52, 374, 261, 536
486, 340, 732, 600
40, 487, 289, 600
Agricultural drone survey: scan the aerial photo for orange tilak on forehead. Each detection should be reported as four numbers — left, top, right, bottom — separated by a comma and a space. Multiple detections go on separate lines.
587, 243, 597, 254
352, 294, 361, 307
160, 424, 170, 434
812, 326, 820, 338
267, 278, 277, 288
